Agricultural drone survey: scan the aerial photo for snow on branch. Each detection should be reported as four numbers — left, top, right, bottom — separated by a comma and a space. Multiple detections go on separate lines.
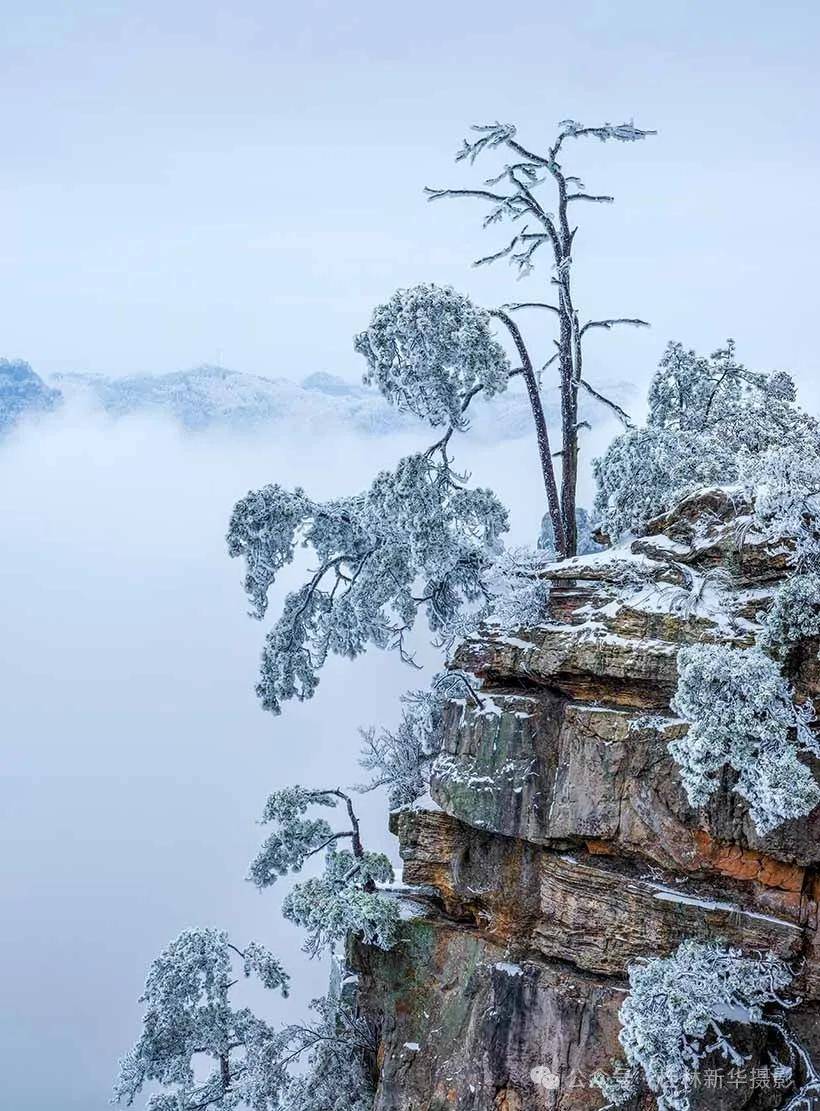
579, 317, 650, 337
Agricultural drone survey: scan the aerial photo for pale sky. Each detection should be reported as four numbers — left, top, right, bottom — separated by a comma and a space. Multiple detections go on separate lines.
2, 0, 820, 396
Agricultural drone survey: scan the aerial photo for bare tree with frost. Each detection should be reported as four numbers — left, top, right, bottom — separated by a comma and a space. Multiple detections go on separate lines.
112, 929, 290, 1111
356, 119, 654, 556
670, 644, 820, 835
356, 668, 485, 809
592, 939, 817, 1111
278, 970, 377, 1111
248, 786, 399, 956
358, 684, 447, 810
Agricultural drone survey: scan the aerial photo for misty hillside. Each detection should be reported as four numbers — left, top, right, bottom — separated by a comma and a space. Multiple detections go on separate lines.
0, 362, 637, 440
0, 360, 61, 432
52, 365, 408, 434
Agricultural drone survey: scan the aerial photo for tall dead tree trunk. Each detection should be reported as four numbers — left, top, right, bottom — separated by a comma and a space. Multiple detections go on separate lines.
426, 118, 654, 555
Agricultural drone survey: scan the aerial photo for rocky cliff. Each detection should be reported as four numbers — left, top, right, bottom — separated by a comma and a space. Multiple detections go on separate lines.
353, 489, 820, 1111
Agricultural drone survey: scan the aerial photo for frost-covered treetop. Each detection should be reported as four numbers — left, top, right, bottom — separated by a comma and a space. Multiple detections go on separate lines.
450, 118, 654, 173
113, 928, 289, 1111
594, 340, 820, 539
670, 643, 820, 835
354, 284, 511, 430
647, 340, 814, 454
593, 939, 794, 1111
228, 451, 507, 714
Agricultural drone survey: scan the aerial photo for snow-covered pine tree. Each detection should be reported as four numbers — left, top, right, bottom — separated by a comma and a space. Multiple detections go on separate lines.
114, 931, 378, 1111
670, 643, 820, 835
356, 118, 654, 557
227, 450, 507, 714
591, 938, 812, 1111
112, 928, 290, 1111
594, 341, 820, 539
248, 786, 399, 956
229, 116, 657, 712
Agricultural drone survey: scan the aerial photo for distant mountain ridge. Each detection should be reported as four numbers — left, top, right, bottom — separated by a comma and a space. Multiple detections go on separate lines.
0, 359, 61, 432
0, 361, 637, 440
52, 364, 406, 434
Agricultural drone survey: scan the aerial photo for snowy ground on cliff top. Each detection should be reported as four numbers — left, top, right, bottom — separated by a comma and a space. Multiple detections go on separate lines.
0, 402, 617, 1111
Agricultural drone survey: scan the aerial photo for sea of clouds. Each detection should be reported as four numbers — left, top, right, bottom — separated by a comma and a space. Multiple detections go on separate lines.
0, 395, 617, 1111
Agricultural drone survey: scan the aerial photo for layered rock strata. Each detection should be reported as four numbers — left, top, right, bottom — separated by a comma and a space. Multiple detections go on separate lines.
354, 490, 820, 1110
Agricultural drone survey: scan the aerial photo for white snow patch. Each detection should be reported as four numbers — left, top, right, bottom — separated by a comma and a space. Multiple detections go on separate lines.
494, 961, 524, 976
409, 790, 442, 813
650, 886, 801, 931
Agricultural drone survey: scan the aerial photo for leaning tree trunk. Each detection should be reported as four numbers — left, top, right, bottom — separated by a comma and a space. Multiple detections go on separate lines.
490, 310, 566, 555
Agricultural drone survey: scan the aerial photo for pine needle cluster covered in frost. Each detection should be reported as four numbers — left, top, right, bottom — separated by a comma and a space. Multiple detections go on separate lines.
353, 284, 511, 429
759, 572, 820, 658
228, 452, 507, 713
671, 644, 820, 834
248, 786, 399, 957
741, 445, 820, 567
592, 939, 794, 1111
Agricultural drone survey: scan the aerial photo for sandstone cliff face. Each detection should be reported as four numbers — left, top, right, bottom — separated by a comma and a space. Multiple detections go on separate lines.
354, 490, 820, 1110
